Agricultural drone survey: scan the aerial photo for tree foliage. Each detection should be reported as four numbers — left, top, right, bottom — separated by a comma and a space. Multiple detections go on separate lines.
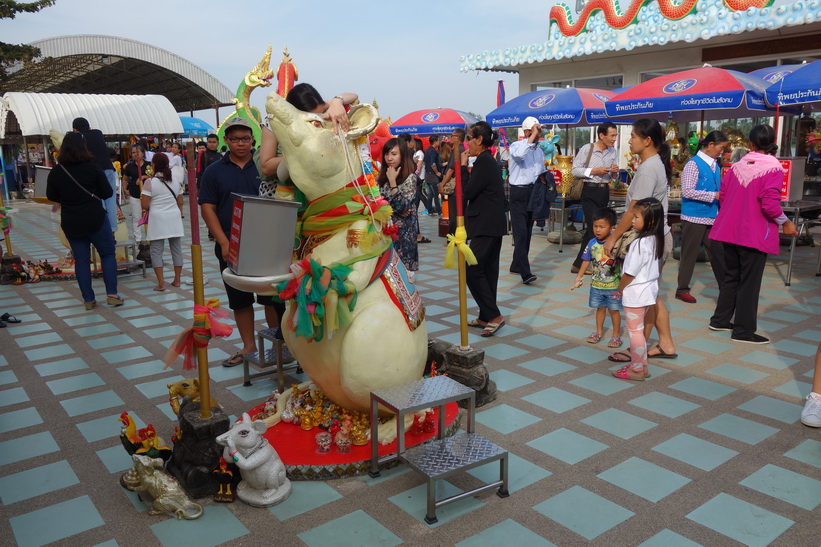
0, 0, 57, 80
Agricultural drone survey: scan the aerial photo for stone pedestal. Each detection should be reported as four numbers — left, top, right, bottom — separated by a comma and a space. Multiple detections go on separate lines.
427, 339, 497, 407
166, 400, 231, 499
0, 254, 23, 285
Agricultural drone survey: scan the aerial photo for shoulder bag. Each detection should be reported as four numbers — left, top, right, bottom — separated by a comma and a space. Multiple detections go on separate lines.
611, 228, 638, 259
568, 144, 594, 200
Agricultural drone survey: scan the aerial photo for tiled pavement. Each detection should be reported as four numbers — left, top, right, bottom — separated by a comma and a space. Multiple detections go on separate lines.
0, 199, 819, 546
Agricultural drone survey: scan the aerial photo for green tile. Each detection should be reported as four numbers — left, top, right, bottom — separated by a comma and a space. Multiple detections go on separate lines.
24, 343, 74, 361
772, 379, 812, 399
707, 363, 769, 385
299, 509, 401, 546
46, 372, 105, 395
76, 411, 146, 443
0, 407, 43, 433
739, 350, 798, 370
491, 370, 535, 391
0, 386, 29, 407
570, 373, 634, 395
523, 387, 590, 414
14, 331, 63, 348
534, 486, 633, 540
582, 408, 657, 439
518, 357, 576, 377
0, 431, 59, 466
151, 504, 249, 546
699, 413, 779, 445
669, 377, 736, 401
74, 323, 120, 337
388, 480, 485, 528
34, 357, 89, 377
638, 530, 704, 547
598, 457, 691, 502
87, 334, 135, 350
737, 396, 801, 424
784, 439, 821, 469
740, 464, 821, 510
101, 346, 153, 364
135, 375, 185, 398
476, 404, 541, 434
467, 453, 551, 494
527, 428, 608, 464
686, 493, 793, 547
629, 392, 700, 418
0, 370, 17, 386
60, 390, 124, 417
10, 495, 104, 547
269, 481, 341, 520
0, 460, 79, 504
457, 519, 556, 547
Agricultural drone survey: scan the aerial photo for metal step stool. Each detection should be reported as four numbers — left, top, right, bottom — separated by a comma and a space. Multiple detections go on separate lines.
91, 239, 146, 278
242, 327, 302, 392
368, 375, 508, 524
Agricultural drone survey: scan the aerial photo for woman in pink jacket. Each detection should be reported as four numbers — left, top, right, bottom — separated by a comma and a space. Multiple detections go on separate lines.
709, 125, 797, 344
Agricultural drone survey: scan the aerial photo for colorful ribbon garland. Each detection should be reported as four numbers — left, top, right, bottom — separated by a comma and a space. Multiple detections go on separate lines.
444, 226, 478, 269
164, 298, 233, 370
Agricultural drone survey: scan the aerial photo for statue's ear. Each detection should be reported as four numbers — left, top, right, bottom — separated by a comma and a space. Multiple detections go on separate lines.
346, 104, 379, 139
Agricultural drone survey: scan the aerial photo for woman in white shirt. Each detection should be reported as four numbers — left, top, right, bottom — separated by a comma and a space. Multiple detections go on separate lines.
141, 153, 184, 291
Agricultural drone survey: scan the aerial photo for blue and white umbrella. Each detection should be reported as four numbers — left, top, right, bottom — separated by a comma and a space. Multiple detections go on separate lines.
487, 87, 622, 128
765, 59, 821, 108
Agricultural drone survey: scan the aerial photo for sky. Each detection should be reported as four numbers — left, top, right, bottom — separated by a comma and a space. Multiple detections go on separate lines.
1, 0, 550, 124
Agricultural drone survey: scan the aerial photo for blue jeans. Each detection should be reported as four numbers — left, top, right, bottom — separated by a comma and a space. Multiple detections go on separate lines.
67, 217, 118, 303
102, 169, 118, 231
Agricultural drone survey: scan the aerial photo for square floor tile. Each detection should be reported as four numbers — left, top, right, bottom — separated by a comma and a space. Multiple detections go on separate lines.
638, 529, 702, 547
299, 509, 401, 546
457, 518, 556, 547
784, 439, 821, 469
0, 431, 59, 466
15, 331, 63, 348
60, 390, 124, 417
598, 457, 691, 502
467, 452, 551, 494
63, 314, 105, 327
523, 387, 590, 414
228, 378, 279, 402
438, 331, 485, 346
737, 395, 801, 424
0, 369, 17, 386
151, 503, 249, 546
770, 339, 818, 357
707, 363, 770, 385
135, 375, 185, 399
569, 373, 634, 395
653, 433, 739, 471
534, 485, 633, 540
740, 463, 821, 510
517, 334, 565, 350
518, 357, 576, 377
582, 408, 657, 439
24, 343, 74, 362
0, 407, 43, 433
772, 379, 812, 399
680, 337, 734, 354
0, 459, 79, 504
87, 334, 135, 350
739, 350, 798, 370
73, 323, 120, 337
0, 386, 29, 407
629, 392, 700, 418
559, 346, 611, 364
476, 404, 541, 434
101, 346, 153, 364
686, 493, 793, 547
46, 372, 105, 395
698, 413, 779, 445
10, 495, 104, 547
553, 324, 596, 339
358, 464, 411, 486
482, 343, 530, 361
96, 445, 135, 474
512, 315, 557, 328
669, 377, 736, 401
388, 480, 485, 528
33, 357, 89, 377
527, 428, 609, 464
76, 411, 145, 443
491, 370, 535, 391
117, 361, 166, 381
269, 480, 341, 520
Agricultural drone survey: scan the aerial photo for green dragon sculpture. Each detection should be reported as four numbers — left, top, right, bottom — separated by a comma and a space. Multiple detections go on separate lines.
216, 45, 274, 149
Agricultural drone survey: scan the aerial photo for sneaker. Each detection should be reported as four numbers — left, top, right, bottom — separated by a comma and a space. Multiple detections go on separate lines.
523, 275, 537, 285
731, 333, 770, 344
675, 292, 697, 304
801, 394, 821, 427
708, 322, 733, 331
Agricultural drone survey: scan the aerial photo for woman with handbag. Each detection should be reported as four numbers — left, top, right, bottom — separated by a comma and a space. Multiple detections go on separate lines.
141, 153, 184, 291
46, 133, 124, 309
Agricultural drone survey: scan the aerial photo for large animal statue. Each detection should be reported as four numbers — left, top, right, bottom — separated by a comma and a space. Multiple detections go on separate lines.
167, 378, 219, 416
215, 413, 291, 507
121, 454, 203, 519
223, 92, 428, 420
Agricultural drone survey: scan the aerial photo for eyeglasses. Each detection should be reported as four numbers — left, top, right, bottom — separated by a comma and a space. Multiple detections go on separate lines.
225, 136, 252, 143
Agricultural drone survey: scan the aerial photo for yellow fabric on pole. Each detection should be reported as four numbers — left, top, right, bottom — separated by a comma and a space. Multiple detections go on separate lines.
444, 226, 477, 269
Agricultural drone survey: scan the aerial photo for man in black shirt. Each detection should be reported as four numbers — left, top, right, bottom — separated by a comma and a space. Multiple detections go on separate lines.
73, 118, 117, 234
196, 134, 222, 190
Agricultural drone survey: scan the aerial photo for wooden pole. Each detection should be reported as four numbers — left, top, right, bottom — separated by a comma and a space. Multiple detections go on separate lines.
186, 141, 211, 419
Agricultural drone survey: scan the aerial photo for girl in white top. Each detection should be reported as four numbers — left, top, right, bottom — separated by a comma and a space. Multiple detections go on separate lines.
612, 197, 665, 381
141, 153, 184, 291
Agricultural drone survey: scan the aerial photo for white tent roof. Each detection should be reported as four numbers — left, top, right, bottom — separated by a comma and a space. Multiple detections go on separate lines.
0, 92, 184, 139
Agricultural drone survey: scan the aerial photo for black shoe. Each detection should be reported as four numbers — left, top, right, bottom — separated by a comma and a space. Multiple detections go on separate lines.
523, 275, 537, 285
731, 334, 770, 344
708, 323, 733, 331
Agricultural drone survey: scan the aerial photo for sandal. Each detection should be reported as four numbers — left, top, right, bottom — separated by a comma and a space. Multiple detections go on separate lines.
480, 320, 505, 337
418, 236, 432, 243
586, 332, 603, 344
222, 353, 246, 368
607, 336, 623, 348
608, 351, 631, 363
467, 318, 486, 328
0, 313, 21, 324
612, 364, 646, 381
648, 343, 678, 359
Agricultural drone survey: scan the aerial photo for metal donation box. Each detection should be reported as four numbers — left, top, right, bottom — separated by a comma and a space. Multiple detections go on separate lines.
227, 193, 300, 276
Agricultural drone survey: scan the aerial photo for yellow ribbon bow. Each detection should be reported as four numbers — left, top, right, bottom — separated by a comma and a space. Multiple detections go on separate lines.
444, 225, 478, 269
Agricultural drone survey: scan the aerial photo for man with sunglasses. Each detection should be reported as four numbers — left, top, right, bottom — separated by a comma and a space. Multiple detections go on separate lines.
199, 117, 290, 368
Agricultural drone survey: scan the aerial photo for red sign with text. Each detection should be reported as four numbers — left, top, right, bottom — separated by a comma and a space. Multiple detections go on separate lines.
227, 200, 244, 269
720, 161, 792, 201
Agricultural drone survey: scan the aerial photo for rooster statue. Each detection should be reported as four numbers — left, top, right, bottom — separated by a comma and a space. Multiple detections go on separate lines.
119, 412, 172, 463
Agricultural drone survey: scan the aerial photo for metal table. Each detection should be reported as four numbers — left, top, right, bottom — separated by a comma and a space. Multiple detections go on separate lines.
782, 199, 821, 286
547, 197, 583, 252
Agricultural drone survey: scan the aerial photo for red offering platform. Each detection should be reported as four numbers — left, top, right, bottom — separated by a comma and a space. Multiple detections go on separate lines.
247, 402, 461, 480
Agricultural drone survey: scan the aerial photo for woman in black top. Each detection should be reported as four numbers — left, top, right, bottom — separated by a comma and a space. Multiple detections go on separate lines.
47, 133, 124, 309
461, 121, 507, 337
122, 145, 149, 244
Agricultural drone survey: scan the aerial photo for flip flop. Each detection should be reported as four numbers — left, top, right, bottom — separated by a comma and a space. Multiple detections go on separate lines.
419, 236, 432, 243
608, 351, 631, 363
467, 319, 486, 328
222, 353, 246, 368
480, 320, 505, 337
1, 313, 21, 323
648, 344, 678, 359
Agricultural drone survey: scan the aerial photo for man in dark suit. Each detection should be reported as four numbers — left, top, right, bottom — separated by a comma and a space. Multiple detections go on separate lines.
461, 122, 507, 337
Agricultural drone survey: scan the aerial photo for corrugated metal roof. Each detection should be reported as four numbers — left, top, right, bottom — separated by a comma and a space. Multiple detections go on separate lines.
1, 92, 184, 138
28, 35, 233, 104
